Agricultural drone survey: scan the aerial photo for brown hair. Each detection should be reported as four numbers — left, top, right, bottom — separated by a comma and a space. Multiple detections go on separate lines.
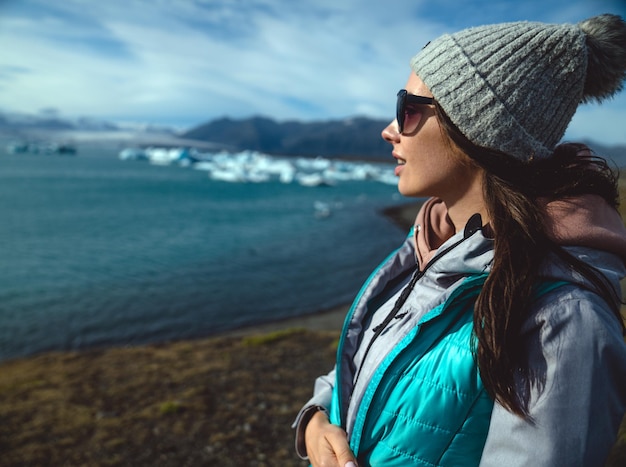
435, 104, 624, 418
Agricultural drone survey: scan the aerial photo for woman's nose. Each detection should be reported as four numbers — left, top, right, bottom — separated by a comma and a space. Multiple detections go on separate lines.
381, 120, 400, 143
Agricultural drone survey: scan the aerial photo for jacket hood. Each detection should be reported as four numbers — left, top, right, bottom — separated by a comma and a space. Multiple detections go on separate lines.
413, 195, 626, 305
415, 195, 626, 268
414, 197, 456, 270
541, 194, 626, 264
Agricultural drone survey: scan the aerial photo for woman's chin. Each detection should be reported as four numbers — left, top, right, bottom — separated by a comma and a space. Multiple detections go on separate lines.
397, 182, 421, 198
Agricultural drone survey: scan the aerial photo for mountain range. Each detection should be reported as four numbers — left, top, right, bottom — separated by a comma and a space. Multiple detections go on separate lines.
180, 115, 391, 160
2, 110, 626, 166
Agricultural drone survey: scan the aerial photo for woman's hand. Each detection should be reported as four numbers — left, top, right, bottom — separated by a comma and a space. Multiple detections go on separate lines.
304, 409, 358, 467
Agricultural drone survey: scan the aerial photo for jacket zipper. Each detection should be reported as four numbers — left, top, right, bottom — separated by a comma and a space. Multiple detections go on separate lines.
347, 213, 484, 419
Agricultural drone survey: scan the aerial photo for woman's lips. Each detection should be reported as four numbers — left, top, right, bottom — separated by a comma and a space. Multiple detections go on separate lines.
393, 154, 406, 176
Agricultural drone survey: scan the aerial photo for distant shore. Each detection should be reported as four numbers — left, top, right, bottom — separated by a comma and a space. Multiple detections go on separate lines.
381, 200, 421, 230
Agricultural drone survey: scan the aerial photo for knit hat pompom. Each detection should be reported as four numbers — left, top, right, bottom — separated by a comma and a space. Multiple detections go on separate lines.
579, 14, 626, 103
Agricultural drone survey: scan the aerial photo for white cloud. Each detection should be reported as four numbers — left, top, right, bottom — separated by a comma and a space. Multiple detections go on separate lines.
0, 0, 625, 144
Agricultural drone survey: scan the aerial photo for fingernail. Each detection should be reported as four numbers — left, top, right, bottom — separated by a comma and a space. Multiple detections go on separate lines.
345, 462, 357, 467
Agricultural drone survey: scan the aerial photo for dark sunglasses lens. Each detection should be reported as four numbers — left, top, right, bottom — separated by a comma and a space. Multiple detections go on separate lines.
397, 90, 425, 135
396, 90, 407, 133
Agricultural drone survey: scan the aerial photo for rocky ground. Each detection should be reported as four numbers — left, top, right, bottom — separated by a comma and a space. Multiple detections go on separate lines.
0, 327, 340, 466
1, 323, 624, 467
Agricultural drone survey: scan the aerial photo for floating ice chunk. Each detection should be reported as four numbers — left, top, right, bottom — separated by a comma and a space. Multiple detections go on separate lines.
118, 147, 148, 161
296, 173, 334, 187
210, 168, 246, 183
313, 201, 331, 218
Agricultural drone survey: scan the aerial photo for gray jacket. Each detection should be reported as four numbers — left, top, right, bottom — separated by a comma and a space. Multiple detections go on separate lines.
295, 209, 626, 466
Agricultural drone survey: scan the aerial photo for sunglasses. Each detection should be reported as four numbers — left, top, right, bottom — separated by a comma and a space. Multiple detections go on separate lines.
396, 89, 434, 134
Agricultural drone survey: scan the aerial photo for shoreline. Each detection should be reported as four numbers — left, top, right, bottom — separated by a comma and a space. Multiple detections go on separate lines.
222, 303, 351, 338
380, 200, 421, 231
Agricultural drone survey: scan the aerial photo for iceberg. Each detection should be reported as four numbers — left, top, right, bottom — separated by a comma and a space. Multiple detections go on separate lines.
117, 146, 397, 187
118, 147, 148, 161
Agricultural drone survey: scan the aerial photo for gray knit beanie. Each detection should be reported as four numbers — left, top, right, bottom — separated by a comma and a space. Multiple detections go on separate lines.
410, 14, 626, 162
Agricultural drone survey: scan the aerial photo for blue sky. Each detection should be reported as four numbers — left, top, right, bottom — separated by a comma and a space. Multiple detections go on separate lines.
1, 0, 625, 144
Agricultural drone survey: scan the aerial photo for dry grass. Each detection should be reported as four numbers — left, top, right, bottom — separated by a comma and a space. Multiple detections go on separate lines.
0, 329, 339, 466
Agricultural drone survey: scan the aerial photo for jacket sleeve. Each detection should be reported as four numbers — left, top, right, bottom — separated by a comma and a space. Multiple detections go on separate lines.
480, 289, 626, 467
292, 366, 336, 459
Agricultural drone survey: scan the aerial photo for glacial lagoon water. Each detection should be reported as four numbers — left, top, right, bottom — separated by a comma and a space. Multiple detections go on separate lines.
0, 145, 412, 361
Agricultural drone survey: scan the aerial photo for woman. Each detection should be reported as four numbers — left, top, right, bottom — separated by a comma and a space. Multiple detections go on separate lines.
294, 14, 626, 467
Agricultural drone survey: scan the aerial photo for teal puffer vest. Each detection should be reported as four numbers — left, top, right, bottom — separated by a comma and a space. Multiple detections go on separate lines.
329, 274, 564, 466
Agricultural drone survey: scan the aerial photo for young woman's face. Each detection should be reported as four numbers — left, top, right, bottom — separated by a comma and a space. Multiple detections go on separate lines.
382, 74, 483, 208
